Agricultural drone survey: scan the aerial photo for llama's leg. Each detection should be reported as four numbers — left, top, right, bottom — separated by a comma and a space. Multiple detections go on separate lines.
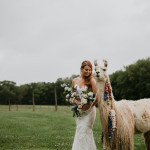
144, 131, 150, 150
103, 137, 107, 150
103, 137, 110, 150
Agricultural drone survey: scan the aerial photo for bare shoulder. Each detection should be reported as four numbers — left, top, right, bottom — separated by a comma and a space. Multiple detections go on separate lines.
72, 76, 80, 87
90, 77, 97, 94
72, 76, 80, 82
90, 77, 96, 85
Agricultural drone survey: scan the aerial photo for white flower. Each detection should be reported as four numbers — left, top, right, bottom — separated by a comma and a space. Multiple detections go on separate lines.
71, 93, 75, 98
69, 98, 73, 103
82, 94, 88, 99
74, 85, 78, 89
74, 92, 79, 98
81, 98, 87, 104
66, 94, 70, 99
81, 86, 88, 92
66, 99, 69, 102
61, 83, 67, 87
64, 87, 69, 91
78, 105, 82, 109
68, 87, 72, 92
88, 91, 94, 97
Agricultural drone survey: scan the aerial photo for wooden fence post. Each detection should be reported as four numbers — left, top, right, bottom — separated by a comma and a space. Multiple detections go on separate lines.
54, 87, 57, 111
32, 91, 35, 111
8, 97, 11, 111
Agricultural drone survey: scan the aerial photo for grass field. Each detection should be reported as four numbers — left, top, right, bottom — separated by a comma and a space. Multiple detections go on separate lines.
0, 105, 146, 150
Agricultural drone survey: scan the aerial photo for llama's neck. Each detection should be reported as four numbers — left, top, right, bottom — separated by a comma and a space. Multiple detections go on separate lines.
96, 76, 116, 143
96, 79, 106, 107
96, 76, 116, 120
96, 80, 105, 93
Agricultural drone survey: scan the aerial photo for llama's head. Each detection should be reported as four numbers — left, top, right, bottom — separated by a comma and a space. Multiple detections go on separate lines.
93, 59, 108, 81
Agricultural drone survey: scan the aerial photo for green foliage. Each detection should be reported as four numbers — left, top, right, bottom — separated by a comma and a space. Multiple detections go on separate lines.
55, 74, 79, 105
110, 57, 150, 100
0, 74, 78, 105
0, 80, 17, 104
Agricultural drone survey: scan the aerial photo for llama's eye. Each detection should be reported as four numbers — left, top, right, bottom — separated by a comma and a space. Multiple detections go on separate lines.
103, 69, 106, 71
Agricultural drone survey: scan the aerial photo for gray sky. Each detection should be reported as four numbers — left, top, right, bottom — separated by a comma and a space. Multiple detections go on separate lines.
0, 0, 150, 85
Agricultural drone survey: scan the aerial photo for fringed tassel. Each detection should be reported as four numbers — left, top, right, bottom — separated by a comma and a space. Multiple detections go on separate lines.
108, 114, 113, 139
109, 109, 117, 132
104, 78, 113, 105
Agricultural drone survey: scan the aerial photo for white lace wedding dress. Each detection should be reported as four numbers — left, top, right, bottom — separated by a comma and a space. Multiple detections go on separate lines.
72, 85, 97, 150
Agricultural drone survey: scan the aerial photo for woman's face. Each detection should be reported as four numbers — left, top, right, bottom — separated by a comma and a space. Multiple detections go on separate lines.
81, 65, 92, 77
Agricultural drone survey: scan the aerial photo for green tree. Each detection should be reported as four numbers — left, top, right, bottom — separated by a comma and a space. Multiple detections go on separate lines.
110, 57, 150, 100
0, 80, 17, 110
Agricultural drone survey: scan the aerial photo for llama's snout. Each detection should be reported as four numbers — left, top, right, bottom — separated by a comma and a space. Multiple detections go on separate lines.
96, 71, 100, 77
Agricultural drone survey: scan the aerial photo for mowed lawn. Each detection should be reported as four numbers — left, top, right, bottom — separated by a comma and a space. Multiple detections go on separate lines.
0, 105, 145, 150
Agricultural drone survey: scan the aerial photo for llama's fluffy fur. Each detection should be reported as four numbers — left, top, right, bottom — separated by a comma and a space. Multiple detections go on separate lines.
124, 99, 150, 150
96, 79, 134, 150
94, 59, 150, 150
124, 99, 150, 134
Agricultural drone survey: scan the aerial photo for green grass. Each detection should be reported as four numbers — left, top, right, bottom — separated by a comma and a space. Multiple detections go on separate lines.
0, 105, 145, 150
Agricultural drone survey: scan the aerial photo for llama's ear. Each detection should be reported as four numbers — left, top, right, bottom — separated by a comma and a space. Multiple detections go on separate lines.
103, 59, 108, 68
94, 59, 98, 66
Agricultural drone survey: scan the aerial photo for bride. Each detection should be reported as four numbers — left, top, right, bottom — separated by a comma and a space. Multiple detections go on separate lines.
72, 60, 97, 150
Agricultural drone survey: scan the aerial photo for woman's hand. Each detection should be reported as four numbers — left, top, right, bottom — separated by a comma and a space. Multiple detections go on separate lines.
82, 101, 93, 111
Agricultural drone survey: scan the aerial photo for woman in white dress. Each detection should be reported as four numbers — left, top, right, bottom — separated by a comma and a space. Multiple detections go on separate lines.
72, 60, 98, 150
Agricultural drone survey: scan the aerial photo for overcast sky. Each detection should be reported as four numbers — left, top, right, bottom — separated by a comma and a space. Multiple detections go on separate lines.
0, 0, 150, 85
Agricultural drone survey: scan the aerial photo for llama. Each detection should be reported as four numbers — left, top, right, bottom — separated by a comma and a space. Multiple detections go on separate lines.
94, 59, 135, 150
122, 97, 150, 149
94, 61, 150, 150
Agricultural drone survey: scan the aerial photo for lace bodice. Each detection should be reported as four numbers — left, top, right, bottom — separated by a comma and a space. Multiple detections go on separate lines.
74, 84, 88, 91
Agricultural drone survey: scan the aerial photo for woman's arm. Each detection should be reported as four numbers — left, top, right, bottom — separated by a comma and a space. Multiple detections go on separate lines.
91, 78, 98, 107
72, 77, 79, 88
91, 78, 97, 95
72, 78, 75, 88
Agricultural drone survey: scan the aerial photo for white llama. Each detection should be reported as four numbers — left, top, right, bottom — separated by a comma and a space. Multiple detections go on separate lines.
94, 59, 135, 150
94, 59, 150, 150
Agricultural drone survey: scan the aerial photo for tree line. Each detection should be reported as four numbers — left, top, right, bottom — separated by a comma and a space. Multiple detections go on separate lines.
0, 75, 78, 106
110, 57, 150, 100
0, 58, 150, 105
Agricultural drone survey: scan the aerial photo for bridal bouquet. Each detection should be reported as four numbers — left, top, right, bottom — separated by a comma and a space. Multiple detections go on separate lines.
61, 83, 96, 117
